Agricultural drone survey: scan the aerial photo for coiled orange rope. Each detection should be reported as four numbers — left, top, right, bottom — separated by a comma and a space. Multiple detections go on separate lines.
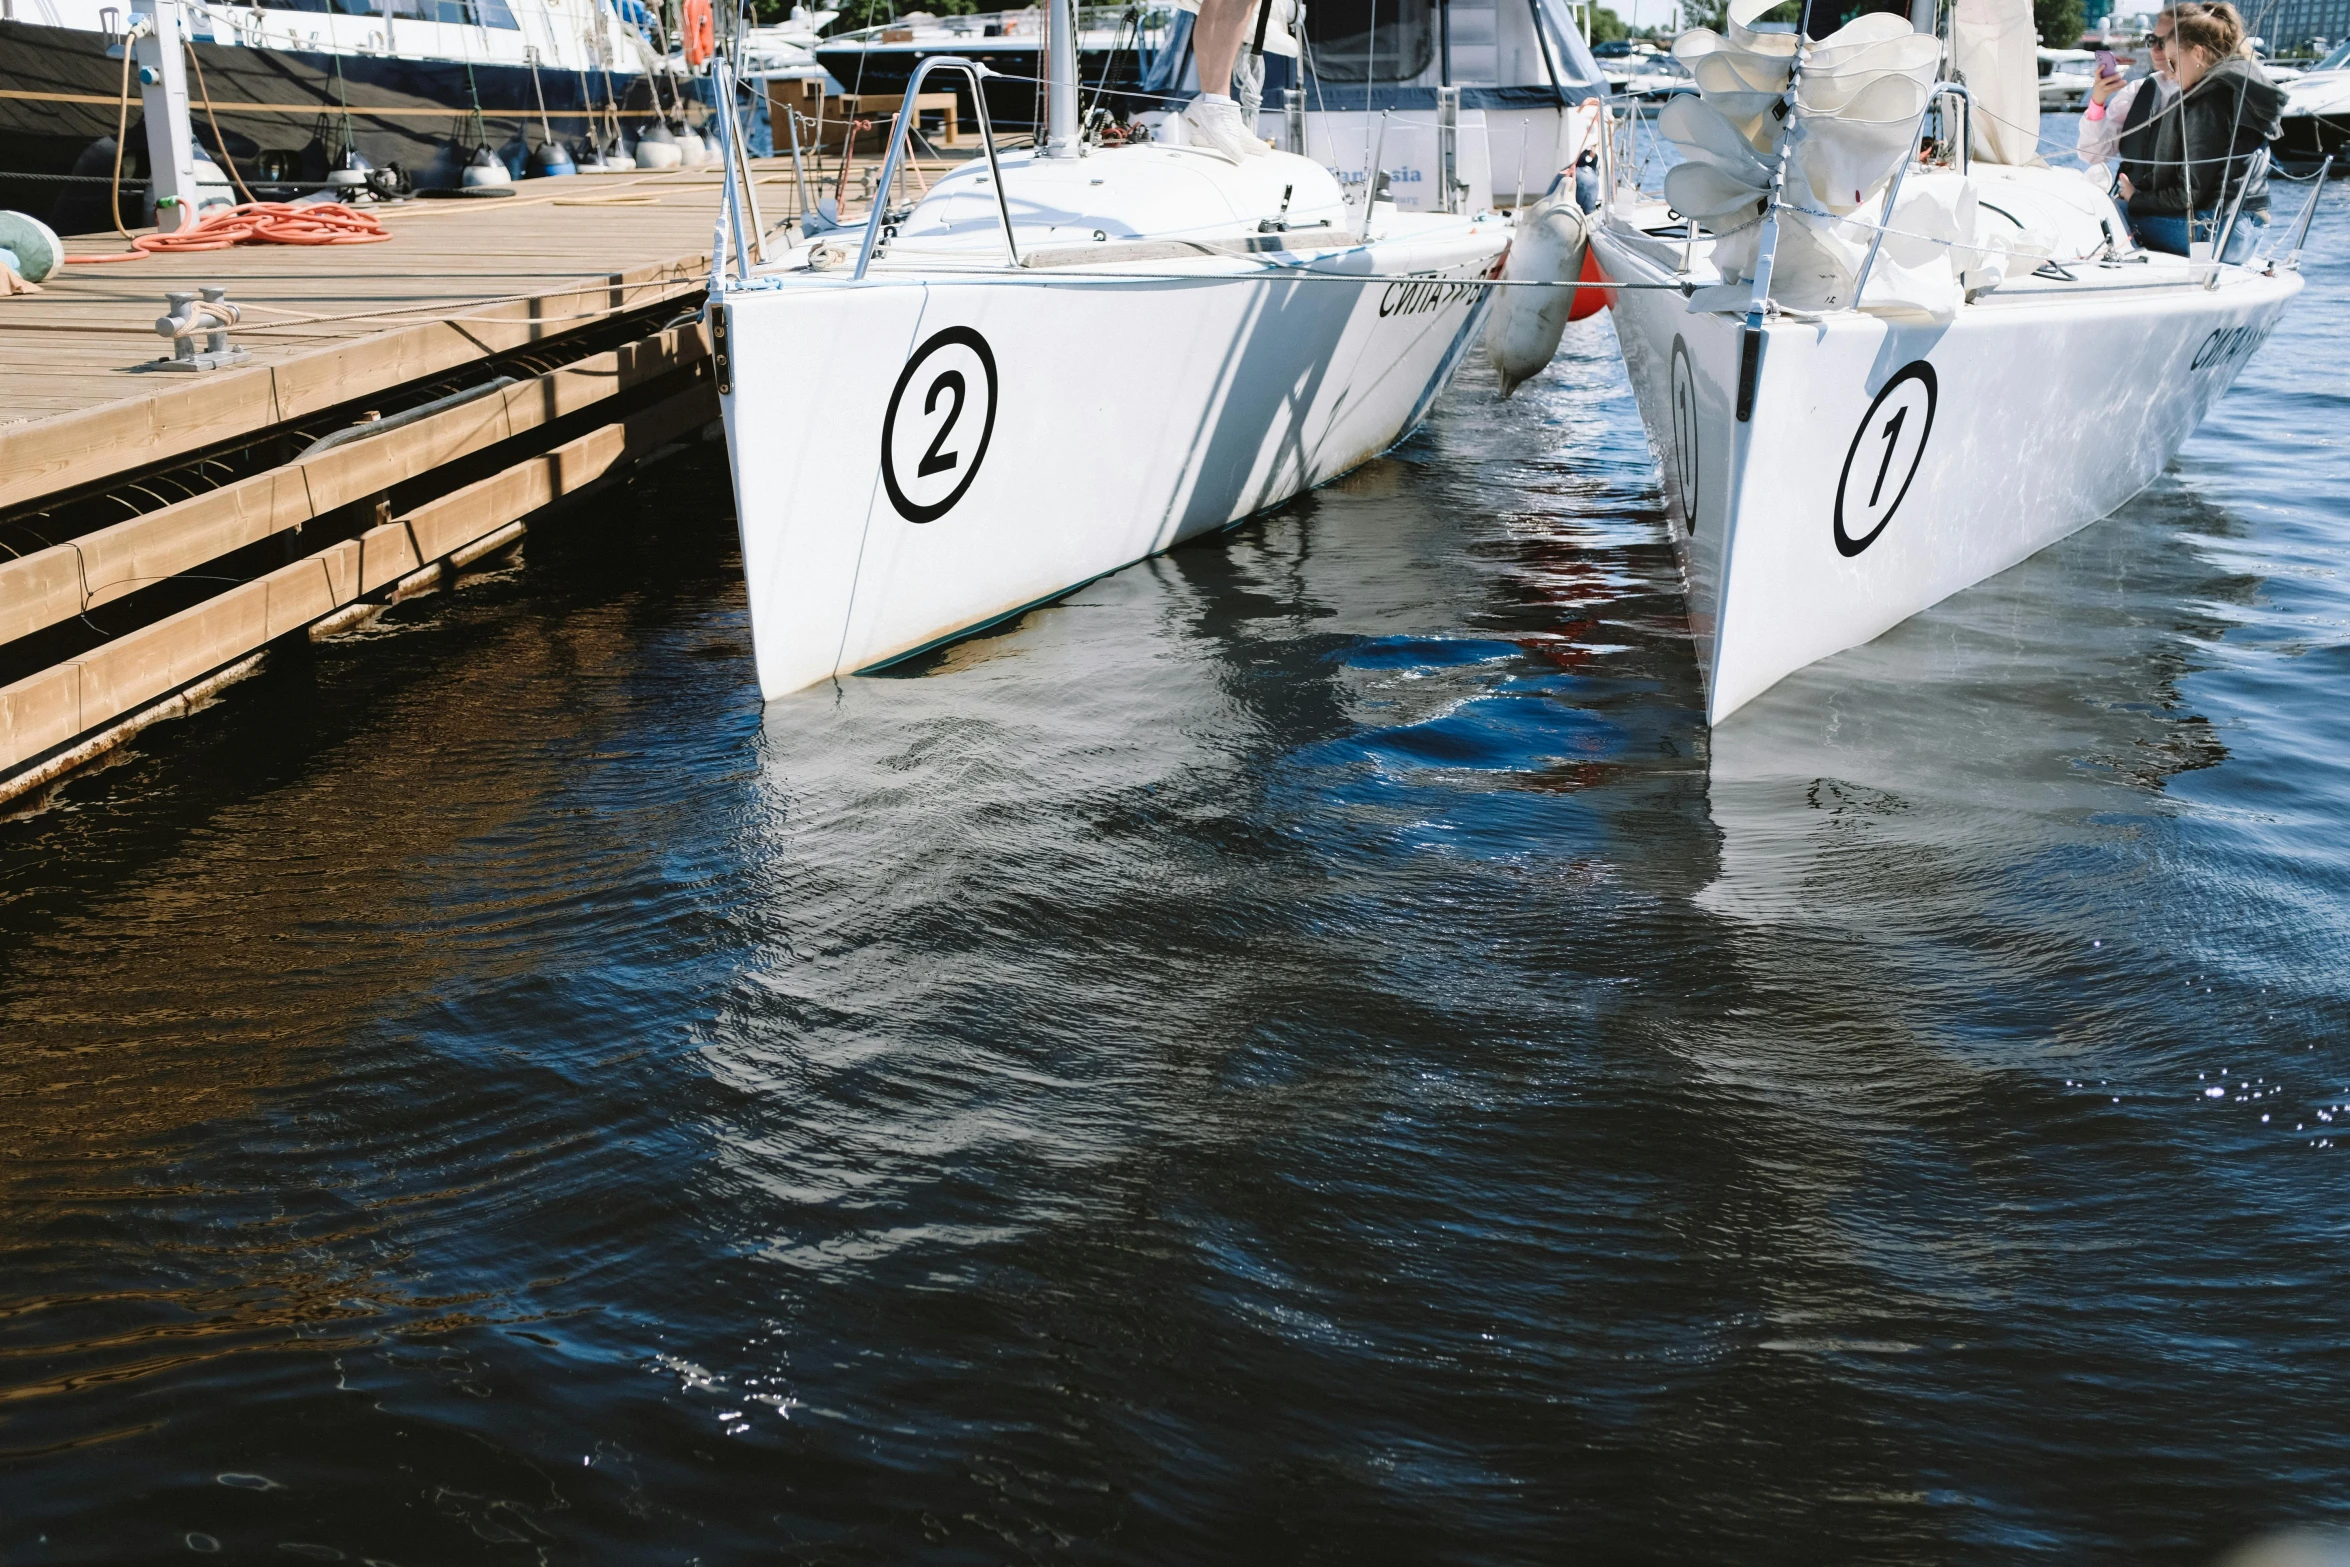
66, 201, 390, 264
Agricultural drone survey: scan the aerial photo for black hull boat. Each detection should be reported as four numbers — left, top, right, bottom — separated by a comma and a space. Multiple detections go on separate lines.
2276, 106, 2350, 174
0, 17, 659, 227
811, 8, 1182, 139
812, 38, 1158, 135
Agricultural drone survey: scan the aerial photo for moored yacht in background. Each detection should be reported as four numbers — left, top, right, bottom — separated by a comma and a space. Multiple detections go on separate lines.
1173, 0, 1614, 214
2036, 44, 2095, 108
812, 5, 1172, 138
737, 5, 842, 109
0, 0, 674, 223
2277, 37, 2350, 172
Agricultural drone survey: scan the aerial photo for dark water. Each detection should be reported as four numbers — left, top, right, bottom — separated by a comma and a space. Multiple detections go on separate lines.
2, 188, 2347, 1565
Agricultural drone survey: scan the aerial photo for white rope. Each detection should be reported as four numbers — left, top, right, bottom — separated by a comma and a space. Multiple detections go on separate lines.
230, 276, 699, 330
1706, 192, 2113, 266
773, 261, 1681, 288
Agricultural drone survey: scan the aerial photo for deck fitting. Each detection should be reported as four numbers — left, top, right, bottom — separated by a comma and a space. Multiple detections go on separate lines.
148, 285, 251, 372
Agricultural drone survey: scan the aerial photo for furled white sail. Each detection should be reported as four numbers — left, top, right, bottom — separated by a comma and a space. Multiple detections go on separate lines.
1659, 1, 2011, 320
1950, 0, 2043, 164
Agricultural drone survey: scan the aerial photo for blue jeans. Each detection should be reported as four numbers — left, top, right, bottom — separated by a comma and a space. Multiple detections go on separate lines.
2132, 208, 2269, 263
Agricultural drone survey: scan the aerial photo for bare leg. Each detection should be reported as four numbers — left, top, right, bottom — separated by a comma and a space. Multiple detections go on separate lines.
1192, 0, 1256, 98
1181, 0, 1269, 158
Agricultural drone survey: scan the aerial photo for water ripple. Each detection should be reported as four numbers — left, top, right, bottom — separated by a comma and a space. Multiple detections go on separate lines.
0, 183, 2343, 1566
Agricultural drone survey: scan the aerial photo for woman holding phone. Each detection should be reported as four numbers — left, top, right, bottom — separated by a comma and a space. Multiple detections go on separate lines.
2117, 1, 2286, 260
2080, 2, 2189, 214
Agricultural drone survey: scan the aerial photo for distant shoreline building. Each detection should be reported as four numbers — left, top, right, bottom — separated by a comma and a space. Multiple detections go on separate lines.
2262, 0, 2346, 49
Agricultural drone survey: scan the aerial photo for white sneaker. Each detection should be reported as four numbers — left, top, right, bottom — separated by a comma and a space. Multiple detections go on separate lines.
1182, 94, 1268, 161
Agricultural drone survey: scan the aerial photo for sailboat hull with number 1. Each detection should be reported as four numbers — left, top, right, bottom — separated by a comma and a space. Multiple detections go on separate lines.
1592, 212, 2301, 726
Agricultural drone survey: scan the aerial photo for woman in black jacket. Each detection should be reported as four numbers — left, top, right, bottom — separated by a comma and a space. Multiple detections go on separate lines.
2118, 2, 2288, 260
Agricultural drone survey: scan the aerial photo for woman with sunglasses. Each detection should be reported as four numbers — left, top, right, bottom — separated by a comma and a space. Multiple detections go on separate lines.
2114, 1, 2286, 260
2079, 2, 2192, 209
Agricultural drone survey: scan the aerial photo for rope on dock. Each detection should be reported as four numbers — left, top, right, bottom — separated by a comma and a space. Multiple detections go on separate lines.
65, 202, 390, 265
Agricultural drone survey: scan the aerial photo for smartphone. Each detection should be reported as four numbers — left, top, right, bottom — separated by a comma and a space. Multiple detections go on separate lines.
2094, 48, 2122, 77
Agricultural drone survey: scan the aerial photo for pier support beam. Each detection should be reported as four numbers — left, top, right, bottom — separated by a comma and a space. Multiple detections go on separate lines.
0, 381, 716, 804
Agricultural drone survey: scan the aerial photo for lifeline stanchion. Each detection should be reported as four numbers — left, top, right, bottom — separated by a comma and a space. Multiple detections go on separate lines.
2282, 154, 2333, 266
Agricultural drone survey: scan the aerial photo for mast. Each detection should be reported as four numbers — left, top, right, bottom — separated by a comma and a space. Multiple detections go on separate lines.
1044, 0, 1079, 156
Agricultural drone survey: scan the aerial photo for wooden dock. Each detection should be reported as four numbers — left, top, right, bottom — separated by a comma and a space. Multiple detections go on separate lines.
0, 161, 844, 807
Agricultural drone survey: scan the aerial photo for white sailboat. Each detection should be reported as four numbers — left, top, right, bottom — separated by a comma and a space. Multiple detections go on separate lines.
708, 0, 1509, 701
1587, 0, 2312, 725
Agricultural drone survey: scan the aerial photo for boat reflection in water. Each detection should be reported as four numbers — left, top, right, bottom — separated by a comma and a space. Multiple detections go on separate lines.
1700, 478, 2261, 926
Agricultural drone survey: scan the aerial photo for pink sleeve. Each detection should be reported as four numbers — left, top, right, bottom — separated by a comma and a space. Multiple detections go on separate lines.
2076, 78, 2135, 165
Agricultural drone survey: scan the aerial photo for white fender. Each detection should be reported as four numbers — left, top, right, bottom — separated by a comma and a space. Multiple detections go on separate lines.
1483, 190, 1590, 398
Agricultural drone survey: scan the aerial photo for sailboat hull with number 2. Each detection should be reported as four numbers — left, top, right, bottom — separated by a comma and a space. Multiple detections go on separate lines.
716, 145, 1504, 700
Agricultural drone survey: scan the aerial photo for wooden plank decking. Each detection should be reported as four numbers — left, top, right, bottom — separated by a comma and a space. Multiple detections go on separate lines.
0, 166, 777, 508
0, 158, 891, 801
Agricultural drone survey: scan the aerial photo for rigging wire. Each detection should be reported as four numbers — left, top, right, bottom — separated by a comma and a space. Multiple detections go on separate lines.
105, 26, 137, 244
183, 39, 260, 205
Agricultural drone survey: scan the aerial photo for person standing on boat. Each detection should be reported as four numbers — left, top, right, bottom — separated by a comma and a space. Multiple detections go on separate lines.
2115, 1, 2286, 261
2080, 3, 2190, 206
1181, 0, 1274, 160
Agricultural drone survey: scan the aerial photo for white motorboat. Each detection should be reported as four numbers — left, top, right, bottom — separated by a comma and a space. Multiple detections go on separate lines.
736, 6, 844, 104
2277, 38, 2350, 173
1588, 0, 2312, 726
708, 3, 1508, 701
739, 6, 839, 73
2037, 45, 2097, 109
1597, 46, 1696, 103
1610, 57, 1697, 102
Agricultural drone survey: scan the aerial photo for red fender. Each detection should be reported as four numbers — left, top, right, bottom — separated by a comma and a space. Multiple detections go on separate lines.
1567, 243, 1612, 321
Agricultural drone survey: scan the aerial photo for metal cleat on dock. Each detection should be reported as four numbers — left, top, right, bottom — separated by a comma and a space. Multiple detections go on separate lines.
149, 286, 251, 371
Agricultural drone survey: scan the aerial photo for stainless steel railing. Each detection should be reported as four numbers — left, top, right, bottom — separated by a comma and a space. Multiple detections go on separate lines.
854, 57, 1022, 278
1849, 81, 1971, 308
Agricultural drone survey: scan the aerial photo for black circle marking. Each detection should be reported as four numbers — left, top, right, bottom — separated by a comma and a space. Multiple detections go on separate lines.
882, 325, 998, 524
1832, 360, 1937, 559
1668, 335, 1700, 534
